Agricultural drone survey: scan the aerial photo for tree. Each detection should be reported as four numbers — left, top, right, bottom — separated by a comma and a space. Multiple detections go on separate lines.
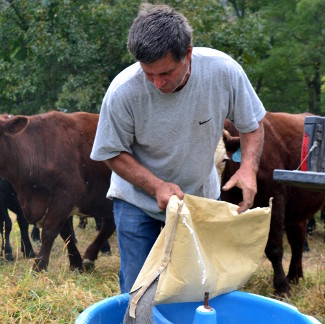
257, 0, 325, 114
1, 0, 324, 115
0, 0, 137, 114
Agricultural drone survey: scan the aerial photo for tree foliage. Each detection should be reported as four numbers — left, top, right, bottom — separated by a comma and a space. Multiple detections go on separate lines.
0, 0, 137, 114
0, 0, 324, 115
256, 0, 325, 113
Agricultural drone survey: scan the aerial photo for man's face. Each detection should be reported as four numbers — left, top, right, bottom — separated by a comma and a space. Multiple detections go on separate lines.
140, 46, 192, 94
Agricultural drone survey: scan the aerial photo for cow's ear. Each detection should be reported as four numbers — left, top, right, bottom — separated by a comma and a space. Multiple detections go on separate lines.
4, 116, 29, 135
223, 129, 240, 151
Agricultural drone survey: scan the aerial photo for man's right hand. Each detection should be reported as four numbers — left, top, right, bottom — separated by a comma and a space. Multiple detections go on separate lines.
154, 181, 184, 210
106, 152, 184, 210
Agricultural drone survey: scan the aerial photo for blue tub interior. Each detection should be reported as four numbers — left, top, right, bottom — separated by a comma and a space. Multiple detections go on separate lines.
75, 290, 320, 324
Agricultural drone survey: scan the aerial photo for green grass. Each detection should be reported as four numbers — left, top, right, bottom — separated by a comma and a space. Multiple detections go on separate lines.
1, 213, 324, 323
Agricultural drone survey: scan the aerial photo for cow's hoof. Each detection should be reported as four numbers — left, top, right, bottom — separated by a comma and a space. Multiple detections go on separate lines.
6, 255, 14, 262
0, 255, 13, 263
100, 241, 111, 255
22, 249, 36, 258
70, 264, 83, 272
1, 252, 14, 262
287, 276, 301, 285
276, 290, 291, 299
82, 259, 95, 271
274, 285, 291, 298
32, 259, 47, 272
27, 251, 36, 258
32, 265, 45, 272
78, 222, 87, 229
100, 245, 112, 255
101, 250, 112, 256
6, 253, 14, 262
274, 279, 291, 298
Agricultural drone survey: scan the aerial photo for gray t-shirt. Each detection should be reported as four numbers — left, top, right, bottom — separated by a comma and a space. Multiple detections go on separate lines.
91, 47, 265, 220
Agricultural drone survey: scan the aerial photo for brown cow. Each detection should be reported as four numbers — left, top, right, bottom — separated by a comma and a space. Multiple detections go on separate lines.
221, 111, 325, 296
0, 111, 115, 271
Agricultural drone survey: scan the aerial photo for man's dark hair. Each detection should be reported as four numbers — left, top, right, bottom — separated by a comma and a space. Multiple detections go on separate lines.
127, 3, 193, 63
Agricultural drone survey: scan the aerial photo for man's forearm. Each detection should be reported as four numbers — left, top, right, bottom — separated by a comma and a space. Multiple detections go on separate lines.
104, 152, 163, 197
239, 120, 264, 173
222, 120, 264, 213
104, 152, 184, 210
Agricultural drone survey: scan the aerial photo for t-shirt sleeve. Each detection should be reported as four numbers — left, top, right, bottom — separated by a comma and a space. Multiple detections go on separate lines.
90, 89, 134, 161
227, 66, 265, 133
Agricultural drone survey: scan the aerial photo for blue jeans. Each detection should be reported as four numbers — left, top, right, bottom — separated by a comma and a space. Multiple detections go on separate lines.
113, 198, 163, 293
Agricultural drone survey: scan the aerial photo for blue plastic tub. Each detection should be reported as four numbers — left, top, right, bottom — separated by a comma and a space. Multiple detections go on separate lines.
75, 290, 320, 324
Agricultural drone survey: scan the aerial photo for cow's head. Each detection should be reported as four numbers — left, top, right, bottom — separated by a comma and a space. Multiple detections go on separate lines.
0, 115, 30, 177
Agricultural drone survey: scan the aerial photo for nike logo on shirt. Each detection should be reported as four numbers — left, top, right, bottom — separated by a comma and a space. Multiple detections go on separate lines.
199, 118, 212, 125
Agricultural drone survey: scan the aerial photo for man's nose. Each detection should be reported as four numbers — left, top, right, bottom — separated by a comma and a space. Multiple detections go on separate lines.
153, 75, 166, 89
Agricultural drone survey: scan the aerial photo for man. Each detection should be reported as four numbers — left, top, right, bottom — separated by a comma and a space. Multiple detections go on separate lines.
91, 3, 265, 293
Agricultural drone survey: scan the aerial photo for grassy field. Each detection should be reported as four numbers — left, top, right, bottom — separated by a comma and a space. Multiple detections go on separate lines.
1, 212, 324, 323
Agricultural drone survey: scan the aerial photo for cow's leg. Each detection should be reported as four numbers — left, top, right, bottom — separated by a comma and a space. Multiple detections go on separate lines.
78, 216, 88, 229
83, 214, 115, 270
59, 218, 82, 270
34, 214, 82, 271
306, 216, 316, 234
31, 226, 41, 243
286, 221, 305, 283
303, 238, 310, 252
94, 215, 111, 255
265, 238, 289, 296
322, 210, 325, 243
264, 195, 290, 296
67, 216, 77, 244
33, 228, 58, 271
15, 209, 35, 258
304, 216, 315, 252
100, 239, 111, 255
0, 209, 13, 261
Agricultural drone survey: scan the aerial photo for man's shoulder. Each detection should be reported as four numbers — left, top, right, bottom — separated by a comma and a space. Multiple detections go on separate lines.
102, 62, 145, 106
192, 47, 243, 75
110, 62, 143, 92
193, 47, 234, 61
